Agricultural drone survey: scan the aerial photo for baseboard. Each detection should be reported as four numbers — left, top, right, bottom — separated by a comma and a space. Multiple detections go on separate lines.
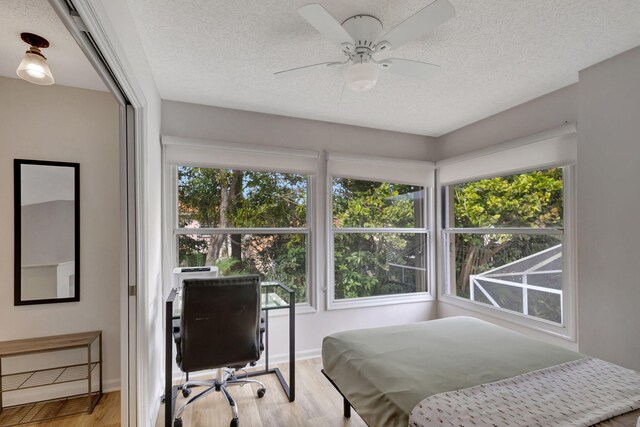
104, 379, 120, 393
267, 347, 322, 365
2, 378, 120, 407
171, 348, 322, 382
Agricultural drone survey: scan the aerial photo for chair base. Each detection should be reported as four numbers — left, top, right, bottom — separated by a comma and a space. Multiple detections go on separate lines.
174, 368, 266, 427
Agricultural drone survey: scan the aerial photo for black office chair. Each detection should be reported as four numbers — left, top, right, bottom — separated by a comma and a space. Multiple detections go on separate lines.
172, 275, 266, 427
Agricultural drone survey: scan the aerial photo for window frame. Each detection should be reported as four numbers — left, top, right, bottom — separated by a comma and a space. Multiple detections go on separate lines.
437, 165, 577, 340
167, 165, 316, 310
326, 175, 435, 310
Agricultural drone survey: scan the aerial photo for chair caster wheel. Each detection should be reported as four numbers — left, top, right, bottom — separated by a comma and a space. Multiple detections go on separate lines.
174, 418, 183, 427
181, 387, 192, 398
257, 388, 266, 398
230, 418, 239, 427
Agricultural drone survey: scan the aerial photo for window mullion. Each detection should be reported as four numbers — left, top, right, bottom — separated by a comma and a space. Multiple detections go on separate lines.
333, 227, 428, 234
444, 227, 563, 235
175, 227, 309, 235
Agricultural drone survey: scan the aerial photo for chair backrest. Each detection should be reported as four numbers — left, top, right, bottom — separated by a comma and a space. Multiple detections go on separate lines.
178, 275, 261, 373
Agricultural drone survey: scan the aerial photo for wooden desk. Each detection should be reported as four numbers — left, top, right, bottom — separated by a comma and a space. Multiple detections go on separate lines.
0, 331, 102, 426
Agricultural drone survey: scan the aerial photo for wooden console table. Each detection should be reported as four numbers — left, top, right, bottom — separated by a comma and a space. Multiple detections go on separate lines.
0, 331, 102, 426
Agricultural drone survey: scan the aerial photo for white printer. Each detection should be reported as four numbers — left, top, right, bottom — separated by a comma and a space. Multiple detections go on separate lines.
172, 266, 219, 290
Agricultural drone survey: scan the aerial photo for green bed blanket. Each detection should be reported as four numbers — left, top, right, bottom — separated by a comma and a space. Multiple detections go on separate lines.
322, 316, 583, 427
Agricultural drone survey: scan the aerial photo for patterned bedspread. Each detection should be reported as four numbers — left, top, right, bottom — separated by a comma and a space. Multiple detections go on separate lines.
409, 357, 640, 427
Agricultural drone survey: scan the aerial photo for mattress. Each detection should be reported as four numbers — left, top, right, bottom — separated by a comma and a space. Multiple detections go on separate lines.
322, 316, 585, 427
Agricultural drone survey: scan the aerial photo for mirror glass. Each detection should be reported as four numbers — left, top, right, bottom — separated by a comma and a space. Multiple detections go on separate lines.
15, 160, 79, 305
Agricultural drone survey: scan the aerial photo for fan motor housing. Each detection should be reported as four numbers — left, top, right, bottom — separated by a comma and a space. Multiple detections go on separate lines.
341, 15, 383, 49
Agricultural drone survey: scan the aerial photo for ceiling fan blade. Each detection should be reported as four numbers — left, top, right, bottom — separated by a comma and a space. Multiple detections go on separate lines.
379, 0, 455, 50
274, 61, 345, 79
298, 4, 354, 47
380, 58, 441, 80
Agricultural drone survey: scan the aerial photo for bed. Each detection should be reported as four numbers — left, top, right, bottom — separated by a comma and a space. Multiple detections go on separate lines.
321, 317, 640, 427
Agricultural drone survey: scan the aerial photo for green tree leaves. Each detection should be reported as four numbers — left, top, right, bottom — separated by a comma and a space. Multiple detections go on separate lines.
176, 166, 563, 308
177, 167, 309, 302
333, 179, 426, 299
333, 179, 422, 228
451, 168, 564, 322
454, 168, 563, 229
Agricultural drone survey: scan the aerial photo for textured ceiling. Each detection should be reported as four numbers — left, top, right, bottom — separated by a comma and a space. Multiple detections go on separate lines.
127, 0, 640, 136
0, 0, 106, 91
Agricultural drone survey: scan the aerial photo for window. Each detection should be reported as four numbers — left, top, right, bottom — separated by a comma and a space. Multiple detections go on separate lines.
443, 167, 566, 324
175, 166, 311, 303
330, 177, 430, 302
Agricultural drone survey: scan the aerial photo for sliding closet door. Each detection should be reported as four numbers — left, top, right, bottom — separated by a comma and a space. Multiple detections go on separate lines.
121, 103, 138, 426
48, 1, 140, 424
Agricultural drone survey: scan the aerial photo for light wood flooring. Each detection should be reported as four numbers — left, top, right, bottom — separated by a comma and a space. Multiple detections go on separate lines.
13, 358, 365, 427
12, 391, 120, 427
156, 358, 367, 427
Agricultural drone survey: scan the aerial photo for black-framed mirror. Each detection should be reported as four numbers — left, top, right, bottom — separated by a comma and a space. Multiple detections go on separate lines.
14, 159, 80, 305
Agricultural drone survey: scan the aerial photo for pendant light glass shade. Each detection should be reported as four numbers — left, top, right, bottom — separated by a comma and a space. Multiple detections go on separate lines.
345, 63, 379, 92
17, 49, 54, 85
16, 34, 54, 86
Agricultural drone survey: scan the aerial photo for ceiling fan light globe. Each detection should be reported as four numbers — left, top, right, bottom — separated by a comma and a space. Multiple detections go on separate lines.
17, 52, 54, 85
345, 63, 379, 92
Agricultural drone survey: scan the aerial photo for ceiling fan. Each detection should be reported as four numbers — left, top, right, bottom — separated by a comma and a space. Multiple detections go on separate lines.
275, 0, 455, 92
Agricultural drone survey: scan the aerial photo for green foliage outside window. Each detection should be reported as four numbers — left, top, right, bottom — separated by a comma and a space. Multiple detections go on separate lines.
332, 178, 427, 299
333, 179, 423, 228
177, 167, 308, 302
451, 168, 564, 322
176, 165, 564, 312
453, 168, 563, 229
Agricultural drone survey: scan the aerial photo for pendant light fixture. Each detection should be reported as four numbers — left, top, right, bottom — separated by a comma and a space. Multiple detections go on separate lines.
16, 33, 54, 85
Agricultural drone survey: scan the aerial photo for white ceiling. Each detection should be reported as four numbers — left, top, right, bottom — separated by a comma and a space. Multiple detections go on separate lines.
0, 0, 106, 92
126, 0, 640, 137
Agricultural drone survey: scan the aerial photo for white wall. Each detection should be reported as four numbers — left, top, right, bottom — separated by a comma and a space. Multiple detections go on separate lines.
577, 45, 640, 371
162, 100, 438, 361
436, 84, 578, 160
0, 77, 120, 400
162, 101, 437, 159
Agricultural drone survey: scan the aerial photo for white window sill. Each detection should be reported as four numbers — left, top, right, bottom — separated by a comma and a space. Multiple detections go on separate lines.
327, 292, 434, 311
438, 293, 576, 342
